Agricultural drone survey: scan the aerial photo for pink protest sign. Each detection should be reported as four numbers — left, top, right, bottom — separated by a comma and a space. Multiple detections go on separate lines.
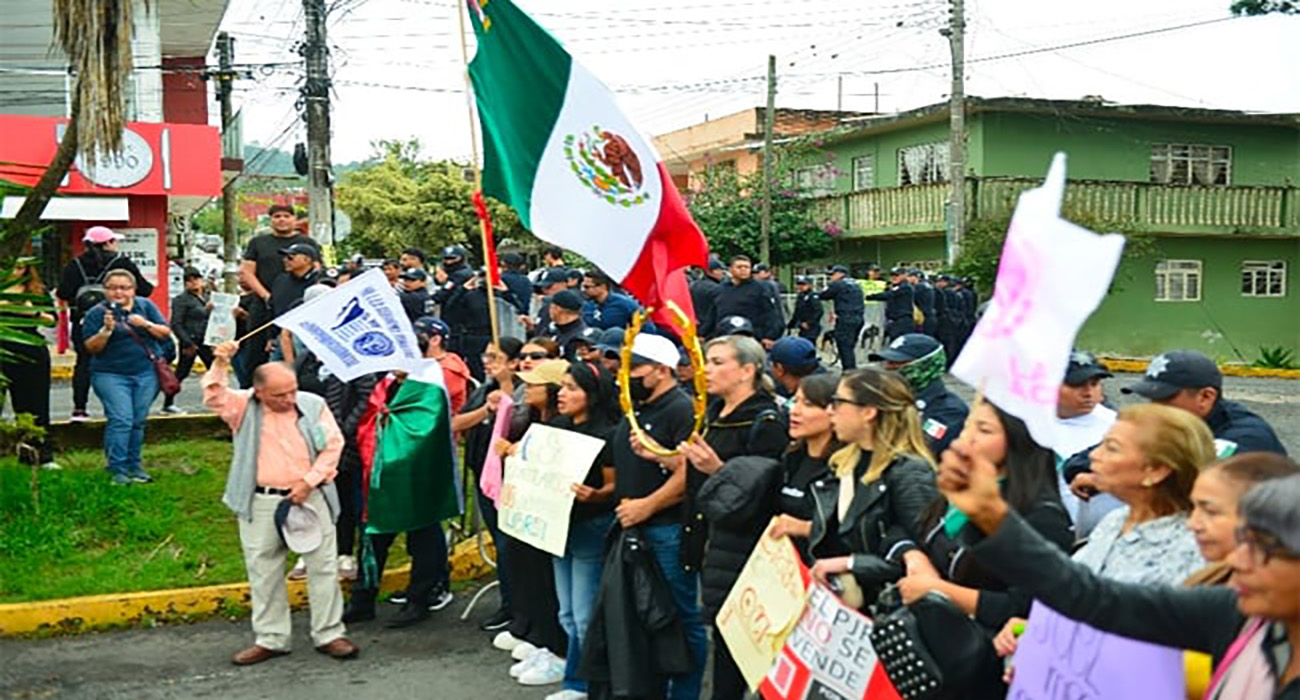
478, 392, 514, 505
951, 153, 1125, 453
1009, 602, 1185, 700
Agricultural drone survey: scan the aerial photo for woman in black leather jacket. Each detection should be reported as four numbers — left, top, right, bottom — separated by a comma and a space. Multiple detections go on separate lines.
806, 368, 939, 609
769, 373, 841, 561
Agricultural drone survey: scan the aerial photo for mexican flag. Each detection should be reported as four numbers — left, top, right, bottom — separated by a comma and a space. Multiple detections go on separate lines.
466, 0, 709, 329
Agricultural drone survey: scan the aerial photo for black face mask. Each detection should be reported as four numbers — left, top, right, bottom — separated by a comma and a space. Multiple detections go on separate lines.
628, 373, 655, 403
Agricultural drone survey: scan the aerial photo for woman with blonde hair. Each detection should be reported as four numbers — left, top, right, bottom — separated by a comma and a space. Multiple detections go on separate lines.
805, 367, 939, 607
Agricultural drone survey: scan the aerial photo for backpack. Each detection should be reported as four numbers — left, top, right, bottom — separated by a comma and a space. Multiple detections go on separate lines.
73, 254, 122, 315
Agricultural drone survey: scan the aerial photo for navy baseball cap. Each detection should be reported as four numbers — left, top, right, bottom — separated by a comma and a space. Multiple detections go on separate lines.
576, 326, 603, 346
1122, 350, 1222, 400
596, 327, 625, 357
718, 315, 755, 337
829, 264, 849, 275
708, 258, 727, 271
412, 316, 449, 337
535, 268, 569, 289
1064, 350, 1112, 386
551, 289, 584, 311
870, 333, 942, 363
795, 276, 811, 285
399, 267, 428, 281
279, 242, 320, 261
769, 337, 818, 370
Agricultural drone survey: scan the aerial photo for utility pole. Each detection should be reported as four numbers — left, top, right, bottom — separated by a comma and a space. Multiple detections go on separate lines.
216, 32, 239, 294
760, 54, 776, 267
302, 0, 334, 247
836, 74, 843, 111
942, 0, 967, 265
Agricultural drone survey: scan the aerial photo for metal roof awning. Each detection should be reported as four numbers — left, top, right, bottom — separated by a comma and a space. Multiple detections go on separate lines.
0, 196, 129, 221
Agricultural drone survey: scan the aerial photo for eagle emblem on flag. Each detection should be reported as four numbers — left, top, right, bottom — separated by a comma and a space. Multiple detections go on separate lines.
564, 126, 652, 207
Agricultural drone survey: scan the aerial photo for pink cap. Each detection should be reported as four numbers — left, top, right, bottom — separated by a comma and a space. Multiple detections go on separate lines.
83, 226, 123, 244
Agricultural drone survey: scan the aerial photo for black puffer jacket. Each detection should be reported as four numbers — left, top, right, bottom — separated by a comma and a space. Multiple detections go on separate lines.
324, 371, 382, 476
683, 393, 787, 572
697, 455, 785, 620
807, 449, 938, 604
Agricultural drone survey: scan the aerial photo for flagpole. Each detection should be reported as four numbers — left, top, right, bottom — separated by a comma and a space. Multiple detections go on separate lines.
457, 2, 500, 350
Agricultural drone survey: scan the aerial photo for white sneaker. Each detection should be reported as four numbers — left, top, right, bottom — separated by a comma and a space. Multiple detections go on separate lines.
493, 630, 523, 651
509, 648, 546, 678
338, 555, 357, 581
510, 640, 539, 661
287, 557, 307, 581
40, 461, 63, 471
517, 650, 565, 686
160, 405, 185, 415
545, 690, 588, 700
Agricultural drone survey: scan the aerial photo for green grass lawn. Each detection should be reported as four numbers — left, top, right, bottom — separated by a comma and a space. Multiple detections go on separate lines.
0, 438, 422, 603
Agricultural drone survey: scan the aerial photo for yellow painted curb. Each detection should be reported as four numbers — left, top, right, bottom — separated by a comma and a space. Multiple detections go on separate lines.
1100, 357, 1300, 380
0, 536, 495, 636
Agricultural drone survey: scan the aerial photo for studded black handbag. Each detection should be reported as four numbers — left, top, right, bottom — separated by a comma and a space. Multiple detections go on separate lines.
870, 585, 945, 700
870, 585, 1000, 700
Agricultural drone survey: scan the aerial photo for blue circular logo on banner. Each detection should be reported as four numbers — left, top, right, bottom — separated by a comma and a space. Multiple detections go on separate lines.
353, 331, 395, 357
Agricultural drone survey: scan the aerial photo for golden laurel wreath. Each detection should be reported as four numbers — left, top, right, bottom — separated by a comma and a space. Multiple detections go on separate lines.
618, 301, 707, 457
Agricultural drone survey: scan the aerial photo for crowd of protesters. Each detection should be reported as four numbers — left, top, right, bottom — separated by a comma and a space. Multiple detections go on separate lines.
10, 205, 1300, 699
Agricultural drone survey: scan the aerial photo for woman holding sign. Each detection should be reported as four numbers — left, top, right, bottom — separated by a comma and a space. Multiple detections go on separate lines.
807, 369, 938, 607
937, 444, 1300, 699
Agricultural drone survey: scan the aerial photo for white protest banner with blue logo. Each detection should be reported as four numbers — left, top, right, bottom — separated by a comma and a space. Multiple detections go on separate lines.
274, 268, 422, 381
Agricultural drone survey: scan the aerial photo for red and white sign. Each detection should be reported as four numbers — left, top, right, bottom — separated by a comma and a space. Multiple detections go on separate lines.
0, 115, 221, 198
760, 584, 901, 700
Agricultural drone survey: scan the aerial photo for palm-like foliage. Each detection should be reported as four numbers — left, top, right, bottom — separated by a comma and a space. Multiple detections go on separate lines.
0, 260, 56, 371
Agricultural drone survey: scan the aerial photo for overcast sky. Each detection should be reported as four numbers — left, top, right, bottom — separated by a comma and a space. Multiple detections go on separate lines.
217, 0, 1300, 165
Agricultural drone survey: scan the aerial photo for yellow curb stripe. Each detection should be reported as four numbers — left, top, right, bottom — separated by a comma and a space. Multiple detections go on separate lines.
0, 537, 495, 636
1100, 357, 1300, 380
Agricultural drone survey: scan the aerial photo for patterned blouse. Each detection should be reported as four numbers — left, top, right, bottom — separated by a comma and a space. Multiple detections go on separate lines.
1072, 507, 1205, 585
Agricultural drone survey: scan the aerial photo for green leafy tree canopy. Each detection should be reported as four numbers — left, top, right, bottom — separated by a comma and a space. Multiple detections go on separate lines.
335, 139, 522, 259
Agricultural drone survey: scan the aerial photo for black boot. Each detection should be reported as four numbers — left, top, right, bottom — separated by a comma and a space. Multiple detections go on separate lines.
342, 589, 377, 623
386, 603, 431, 628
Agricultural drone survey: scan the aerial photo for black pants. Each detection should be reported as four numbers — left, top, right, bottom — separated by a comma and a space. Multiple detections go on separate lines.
352, 523, 449, 610
72, 327, 91, 412
505, 534, 567, 655
711, 626, 747, 700
797, 325, 821, 342
477, 482, 513, 614
1, 340, 54, 463
166, 344, 214, 406
885, 316, 913, 343
834, 318, 864, 370
335, 458, 360, 556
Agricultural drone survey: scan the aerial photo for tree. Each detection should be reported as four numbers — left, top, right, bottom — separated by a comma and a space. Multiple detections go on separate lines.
1, 0, 147, 259
1230, 0, 1298, 13
687, 145, 838, 265
334, 139, 522, 260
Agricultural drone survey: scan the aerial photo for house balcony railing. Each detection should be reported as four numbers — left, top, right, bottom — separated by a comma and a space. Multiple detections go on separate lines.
810, 178, 1300, 238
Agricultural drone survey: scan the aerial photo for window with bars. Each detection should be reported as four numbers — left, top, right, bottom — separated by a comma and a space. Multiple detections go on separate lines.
897, 142, 949, 186
852, 155, 874, 191
1241, 261, 1286, 297
1155, 259, 1202, 302
1149, 144, 1232, 186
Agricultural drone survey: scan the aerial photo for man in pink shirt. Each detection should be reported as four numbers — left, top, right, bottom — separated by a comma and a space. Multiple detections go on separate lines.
205, 340, 358, 665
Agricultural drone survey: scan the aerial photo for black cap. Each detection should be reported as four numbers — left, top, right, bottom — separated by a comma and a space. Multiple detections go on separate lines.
1122, 350, 1222, 400
279, 243, 320, 260
708, 258, 726, 271
1064, 350, 1112, 385
576, 326, 603, 346
889, 267, 906, 276
755, 263, 770, 272
596, 327, 625, 356
829, 264, 849, 275
536, 268, 569, 289
399, 267, 428, 281
870, 333, 941, 363
718, 315, 754, 336
566, 268, 585, 282
412, 316, 449, 337
551, 289, 584, 312
769, 337, 818, 370
500, 251, 525, 267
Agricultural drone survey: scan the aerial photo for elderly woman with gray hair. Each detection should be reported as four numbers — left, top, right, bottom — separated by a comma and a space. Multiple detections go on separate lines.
939, 441, 1300, 699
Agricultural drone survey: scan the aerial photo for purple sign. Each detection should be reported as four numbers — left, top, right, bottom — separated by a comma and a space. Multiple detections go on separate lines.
1009, 602, 1185, 700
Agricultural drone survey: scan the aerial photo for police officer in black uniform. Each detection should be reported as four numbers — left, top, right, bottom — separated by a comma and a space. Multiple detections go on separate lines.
866, 267, 915, 343
713, 255, 781, 343
788, 276, 823, 341
909, 269, 937, 337
819, 265, 865, 370
690, 258, 726, 338
871, 333, 968, 458
544, 289, 591, 360
432, 245, 477, 366
1122, 349, 1287, 457
933, 274, 961, 366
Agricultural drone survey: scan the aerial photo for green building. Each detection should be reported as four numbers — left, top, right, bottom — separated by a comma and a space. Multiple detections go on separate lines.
798, 97, 1300, 360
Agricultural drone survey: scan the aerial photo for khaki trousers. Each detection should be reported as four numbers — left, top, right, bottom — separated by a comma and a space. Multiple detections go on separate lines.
238, 490, 346, 651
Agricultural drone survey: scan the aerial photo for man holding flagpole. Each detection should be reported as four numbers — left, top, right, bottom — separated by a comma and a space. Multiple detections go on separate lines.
203, 340, 359, 665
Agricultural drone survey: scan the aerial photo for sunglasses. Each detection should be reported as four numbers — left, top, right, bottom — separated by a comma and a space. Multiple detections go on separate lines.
520, 351, 551, 361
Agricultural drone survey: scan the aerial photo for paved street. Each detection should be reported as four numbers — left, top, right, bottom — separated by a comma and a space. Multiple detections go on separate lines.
0, 587, 548, 700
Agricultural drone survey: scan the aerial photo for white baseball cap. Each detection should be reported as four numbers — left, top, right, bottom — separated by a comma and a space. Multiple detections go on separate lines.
629, 333, 680, 367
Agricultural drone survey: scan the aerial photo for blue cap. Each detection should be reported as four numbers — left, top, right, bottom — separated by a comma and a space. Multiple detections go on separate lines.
769, 337, 818, 370
718, 315, 754, 337
535, 268, 569, 289
596, 327, 625, 356
577, 326, 603, 345
412, 316, 449, 337
870, 333, 941, 363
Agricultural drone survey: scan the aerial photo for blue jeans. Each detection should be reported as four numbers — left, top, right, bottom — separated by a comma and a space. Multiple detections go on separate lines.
641, 523, 707, 700
91, 369, 159, 477
554, 513, 613, 691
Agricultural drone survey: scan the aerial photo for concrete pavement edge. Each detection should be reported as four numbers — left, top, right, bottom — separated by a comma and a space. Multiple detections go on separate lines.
0, 537, 495, 637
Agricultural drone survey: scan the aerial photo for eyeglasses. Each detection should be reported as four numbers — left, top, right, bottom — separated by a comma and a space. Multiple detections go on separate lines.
829, 396, 867, 408
520, 351, 551, 361
1235, 525, 1300, 566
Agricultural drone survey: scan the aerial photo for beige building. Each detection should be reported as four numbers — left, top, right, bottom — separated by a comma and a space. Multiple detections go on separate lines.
653, 108, 867, 190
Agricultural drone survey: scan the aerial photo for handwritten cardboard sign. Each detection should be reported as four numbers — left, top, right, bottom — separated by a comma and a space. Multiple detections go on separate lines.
718, 528, 809, 690
1008, 602, 1185, 700
760, 584, 901, 700
499, 423, 606, 556
203, 292, 240, 346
